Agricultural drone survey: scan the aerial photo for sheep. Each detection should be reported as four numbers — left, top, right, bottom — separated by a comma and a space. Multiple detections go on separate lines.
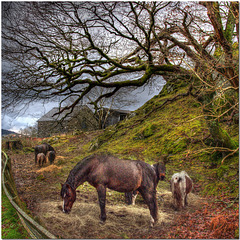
170, 171, 193, 210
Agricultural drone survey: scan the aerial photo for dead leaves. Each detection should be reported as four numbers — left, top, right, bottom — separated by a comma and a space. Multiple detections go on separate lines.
165, 199, 239, 239
210, 211, 239, 238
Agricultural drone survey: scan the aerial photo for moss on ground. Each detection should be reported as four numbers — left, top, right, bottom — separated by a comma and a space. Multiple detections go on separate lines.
1, 192, 29, 239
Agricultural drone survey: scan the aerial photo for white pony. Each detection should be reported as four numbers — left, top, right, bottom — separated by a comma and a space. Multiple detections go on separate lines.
170, 171, 193, 210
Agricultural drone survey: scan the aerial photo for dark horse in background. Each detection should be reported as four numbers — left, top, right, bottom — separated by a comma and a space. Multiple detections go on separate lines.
34, 143, 55, 164
60, 154, 166, 227
125, 162, 166, 205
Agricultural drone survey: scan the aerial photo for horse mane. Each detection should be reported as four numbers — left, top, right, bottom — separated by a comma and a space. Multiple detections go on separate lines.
66, 155, 96, 189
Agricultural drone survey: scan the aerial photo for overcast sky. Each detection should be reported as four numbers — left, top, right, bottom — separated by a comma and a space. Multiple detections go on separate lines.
1, 77, 165, 133
1, 101, 59, 133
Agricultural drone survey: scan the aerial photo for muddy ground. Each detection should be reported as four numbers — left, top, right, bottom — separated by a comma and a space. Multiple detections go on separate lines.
9, 144, 204, 239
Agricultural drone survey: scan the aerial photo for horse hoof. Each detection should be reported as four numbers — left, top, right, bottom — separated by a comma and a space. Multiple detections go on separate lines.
150, 217, 156, 228
151, 216, 159, 227
99, 220, 105, 225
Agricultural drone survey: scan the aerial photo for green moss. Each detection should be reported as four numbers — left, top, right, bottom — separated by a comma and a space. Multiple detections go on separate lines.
132, 123, 157, 140
94, 129, 115, 148
216, 165, 229, 179
2, 192, 29, 239
169, 138, 188, 154
23, 147, 34, 153
214, 46, 223, 58
66, 146, 78, 152
159, 78, 189, 97
142, 123, 157, 138
209, 121, 238, 149
56, 159, 66, 166
36, 174, 45, 181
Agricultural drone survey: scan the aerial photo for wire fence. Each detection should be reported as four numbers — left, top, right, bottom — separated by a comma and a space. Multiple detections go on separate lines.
2, 151, 57, 239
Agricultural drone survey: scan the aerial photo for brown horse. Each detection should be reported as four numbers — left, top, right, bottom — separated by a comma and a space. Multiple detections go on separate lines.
60, 154, 165, 227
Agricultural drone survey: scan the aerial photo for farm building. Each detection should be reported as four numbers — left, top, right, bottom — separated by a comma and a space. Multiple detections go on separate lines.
37, 106, 131, 137
37, 105, 98, 137
100, 108, 131, 128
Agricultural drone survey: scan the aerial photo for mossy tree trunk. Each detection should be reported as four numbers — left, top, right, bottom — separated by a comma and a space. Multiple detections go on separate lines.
209, 121, 237, 149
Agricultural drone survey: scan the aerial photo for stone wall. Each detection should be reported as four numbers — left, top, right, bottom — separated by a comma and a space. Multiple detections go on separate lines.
38, 108, 98, 137
104, 112, 128, 128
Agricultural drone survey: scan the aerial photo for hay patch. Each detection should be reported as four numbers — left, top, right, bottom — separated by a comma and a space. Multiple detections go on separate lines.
36, 165, 62, 174
38, 199, 173, 239
36, 188, 203, 238
56, 155, 66, 160
159, 189, 203, 211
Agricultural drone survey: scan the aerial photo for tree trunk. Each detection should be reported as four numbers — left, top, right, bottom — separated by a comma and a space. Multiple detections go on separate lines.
209, 121, 237, 149
4, 140, 23, 150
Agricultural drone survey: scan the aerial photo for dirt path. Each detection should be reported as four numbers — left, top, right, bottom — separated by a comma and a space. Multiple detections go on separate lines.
9, 149, 205, 239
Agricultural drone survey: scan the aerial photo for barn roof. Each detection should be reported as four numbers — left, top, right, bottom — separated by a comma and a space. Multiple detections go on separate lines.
101, 108, 131, 114
111, 109, 131, 114
37, 105, 91, 122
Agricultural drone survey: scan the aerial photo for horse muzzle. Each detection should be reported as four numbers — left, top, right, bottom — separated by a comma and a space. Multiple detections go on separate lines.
62, 202, 71, 214
63, 208, 71, 214
160, 174, 165, 181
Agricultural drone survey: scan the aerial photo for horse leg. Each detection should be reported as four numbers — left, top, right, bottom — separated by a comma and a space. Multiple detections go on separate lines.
181, 193, 185, 208
184, 194, 188, 206
96, 185, 107, 223
138, 188, 158, 227
35, 152, 38, 164
172, 196, 177, 210
125, 192, 132, 205
132, 191, 138, 205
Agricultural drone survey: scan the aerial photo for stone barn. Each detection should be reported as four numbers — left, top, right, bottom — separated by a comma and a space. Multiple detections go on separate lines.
100, 108, 131, 128
37, 105, 98, 137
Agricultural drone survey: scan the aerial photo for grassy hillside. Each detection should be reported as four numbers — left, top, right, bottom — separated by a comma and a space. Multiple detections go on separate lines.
84, 83, 239, 199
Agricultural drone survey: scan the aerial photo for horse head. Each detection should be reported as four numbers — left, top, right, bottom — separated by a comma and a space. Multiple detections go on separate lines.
156, 162, 166, 181
60, 183, 76, 213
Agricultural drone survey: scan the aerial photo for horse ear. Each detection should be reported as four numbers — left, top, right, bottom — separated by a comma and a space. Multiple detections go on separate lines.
61, 183, 63, 187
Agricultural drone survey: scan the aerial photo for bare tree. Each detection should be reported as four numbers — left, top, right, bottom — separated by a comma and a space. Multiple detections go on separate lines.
20, 124, 38, 137
2, 2, 238, 123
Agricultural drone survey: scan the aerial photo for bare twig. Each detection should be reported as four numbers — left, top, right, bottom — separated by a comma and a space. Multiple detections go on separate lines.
221, 147, 239, 164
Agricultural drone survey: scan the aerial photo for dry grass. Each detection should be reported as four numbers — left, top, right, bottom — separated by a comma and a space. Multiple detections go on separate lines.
37, 190, 203, 239
36, 165, 62, 174
39, 200, 168, 239
55, 155, 66, 159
